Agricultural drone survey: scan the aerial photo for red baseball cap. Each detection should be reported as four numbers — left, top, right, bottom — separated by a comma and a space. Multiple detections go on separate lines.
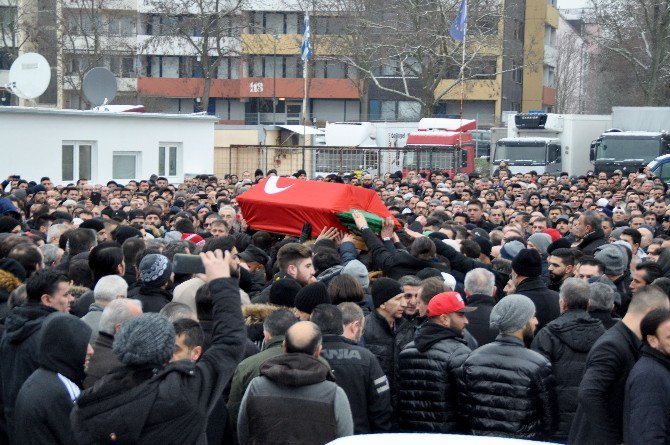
544, 228, 561, 242
427, 292, 476, 317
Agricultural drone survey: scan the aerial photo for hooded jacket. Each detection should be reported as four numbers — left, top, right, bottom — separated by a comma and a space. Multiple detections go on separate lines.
531, 310, 606, 441
237, 353, 353, 445
13, 314, 91, 444
396, 323, 471, 432
0, 303, 58, 434
71, 277, 246, 445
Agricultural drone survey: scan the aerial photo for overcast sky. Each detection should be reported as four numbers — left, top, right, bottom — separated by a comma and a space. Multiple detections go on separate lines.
557, 0, 590, 9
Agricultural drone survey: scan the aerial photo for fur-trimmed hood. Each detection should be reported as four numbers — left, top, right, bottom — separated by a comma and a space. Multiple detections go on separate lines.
0, 269, 21, 295
243, 303, 281, 326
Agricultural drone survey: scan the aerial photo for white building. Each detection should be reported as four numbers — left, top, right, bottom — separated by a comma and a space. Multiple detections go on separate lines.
0, 107, 216, 183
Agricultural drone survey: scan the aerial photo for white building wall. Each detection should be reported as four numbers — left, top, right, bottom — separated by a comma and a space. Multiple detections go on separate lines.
0, 107, 216, 183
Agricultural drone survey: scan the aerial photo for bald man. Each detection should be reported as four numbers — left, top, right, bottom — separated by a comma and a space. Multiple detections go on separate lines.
237, 321, 353, 444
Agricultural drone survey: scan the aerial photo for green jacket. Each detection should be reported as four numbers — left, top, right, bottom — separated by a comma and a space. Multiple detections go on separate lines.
227, 335, 332, 427
227, 335, 285, 427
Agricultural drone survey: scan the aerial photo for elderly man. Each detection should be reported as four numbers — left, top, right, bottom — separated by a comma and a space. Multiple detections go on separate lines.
81, 275, 128, 344
531, 278, 605, 442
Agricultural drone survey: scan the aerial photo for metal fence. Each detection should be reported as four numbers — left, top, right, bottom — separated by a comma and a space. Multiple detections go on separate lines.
214, 145, 465, 178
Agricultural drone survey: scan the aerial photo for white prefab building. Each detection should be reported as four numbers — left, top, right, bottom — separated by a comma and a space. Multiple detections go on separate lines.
0, 107, 217, 184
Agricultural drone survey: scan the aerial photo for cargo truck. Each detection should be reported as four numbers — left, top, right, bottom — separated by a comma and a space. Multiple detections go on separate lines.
591, 107, 670, 174
491, 113, 611, 176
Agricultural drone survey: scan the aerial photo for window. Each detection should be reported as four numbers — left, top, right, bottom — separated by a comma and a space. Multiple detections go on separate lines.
62, 142, 94, 181
113, 152, 140, 179
543, 64, 555, 87
158, 143, 181, 177
512, 61, 523, 83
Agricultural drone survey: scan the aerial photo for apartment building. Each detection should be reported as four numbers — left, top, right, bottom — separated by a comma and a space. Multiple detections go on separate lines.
1, 0, 559, 125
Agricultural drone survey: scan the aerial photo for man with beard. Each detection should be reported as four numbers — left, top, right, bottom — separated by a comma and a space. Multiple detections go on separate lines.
547, 248, 576, 292
460, 294, 558, 440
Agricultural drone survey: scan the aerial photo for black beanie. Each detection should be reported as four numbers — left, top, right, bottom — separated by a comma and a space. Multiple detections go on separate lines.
79, 218, 105, 232
113, 225, 142, 245
546, 238, 572, 256
294, 281, 330, 314
0, 216, 20, 234
512, 248, 542, 278
371, 277, 403, 308
269, 278, 302, 308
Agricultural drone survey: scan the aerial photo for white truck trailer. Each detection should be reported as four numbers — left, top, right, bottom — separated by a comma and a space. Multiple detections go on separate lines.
491, 113, 611, 176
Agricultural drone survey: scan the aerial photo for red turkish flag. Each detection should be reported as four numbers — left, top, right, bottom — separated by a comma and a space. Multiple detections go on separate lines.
236, 177, 396, 237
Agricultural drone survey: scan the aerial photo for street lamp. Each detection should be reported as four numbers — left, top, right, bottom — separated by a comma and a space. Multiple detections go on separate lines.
272, 33, 280, 125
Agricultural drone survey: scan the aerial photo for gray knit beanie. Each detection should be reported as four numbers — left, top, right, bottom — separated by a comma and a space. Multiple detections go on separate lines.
490, 294, 536, 334
342, 260, 370, 289
594, 244, 627, 276
528, 233, 552, 256
113, 313, 176, 366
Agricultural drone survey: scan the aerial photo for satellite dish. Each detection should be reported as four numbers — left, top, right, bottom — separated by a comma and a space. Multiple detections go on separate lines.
7, 52, 51, 100
82, 67, 117, 107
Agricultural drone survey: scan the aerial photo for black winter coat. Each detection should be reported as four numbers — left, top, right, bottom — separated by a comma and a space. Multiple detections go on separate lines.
588, 308, 620, 330
396, 323, 471, 432
71, 278, 246, 445
463, 294, 498, 347
568, 321, 642, 445
127, 284, 172, 313
460, 334, 558, 440
514, 277, 560, 332
363, 311, 413, 395
83, 332, 120, 389
624, 344, 670, 445
14, 314, 91, 445
531, 310, 605, 441
576, 229, 607, 256
0, 303, 57, 434
321, 334, 392, 434
360, 229, 450, 280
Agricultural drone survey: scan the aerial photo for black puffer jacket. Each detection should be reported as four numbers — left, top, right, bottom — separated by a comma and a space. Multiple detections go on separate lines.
531, 310, 605, 441
363, 311, 413, 395
396, 323, 471, 432
460, 334, 558, 440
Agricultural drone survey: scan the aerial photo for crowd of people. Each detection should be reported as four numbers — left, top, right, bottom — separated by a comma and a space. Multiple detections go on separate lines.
0, 164, 669, 444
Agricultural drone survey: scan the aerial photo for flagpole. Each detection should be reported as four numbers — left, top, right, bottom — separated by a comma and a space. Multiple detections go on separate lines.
301, 13, 311, 171
459, 1, 467, 121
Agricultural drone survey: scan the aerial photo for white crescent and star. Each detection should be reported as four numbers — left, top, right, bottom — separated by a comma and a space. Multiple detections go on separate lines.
263, 176, 294, 195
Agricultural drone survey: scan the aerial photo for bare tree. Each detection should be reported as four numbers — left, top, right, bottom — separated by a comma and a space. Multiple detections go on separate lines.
58, 0, 137, 108
141, 0, 244, 110
324, 0, 524, 117
554, 29, 584, 113
588, 0, 670, 106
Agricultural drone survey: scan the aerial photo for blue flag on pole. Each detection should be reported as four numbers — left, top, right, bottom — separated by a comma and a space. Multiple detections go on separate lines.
301, 14, 312, 61
450, 0, 467, 42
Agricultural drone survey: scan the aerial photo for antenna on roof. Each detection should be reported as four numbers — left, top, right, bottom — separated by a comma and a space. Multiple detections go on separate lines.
6, 52, 51, 103
82, 67, 117, 108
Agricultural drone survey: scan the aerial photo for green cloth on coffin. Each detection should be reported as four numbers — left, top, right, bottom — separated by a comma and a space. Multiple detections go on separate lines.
336, 209, 385, 235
